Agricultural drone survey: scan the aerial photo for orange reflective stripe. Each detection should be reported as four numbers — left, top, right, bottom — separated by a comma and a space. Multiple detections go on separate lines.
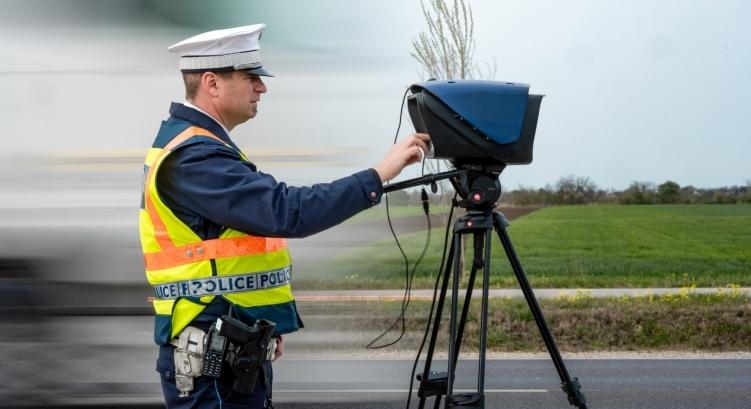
163, 127, 223, 151
144, 236, 288, 271
143, 126, 225, 250
145, 187, 173, 250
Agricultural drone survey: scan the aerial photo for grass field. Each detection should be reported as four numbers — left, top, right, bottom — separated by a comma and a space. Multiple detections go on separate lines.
300, 205, 751, 289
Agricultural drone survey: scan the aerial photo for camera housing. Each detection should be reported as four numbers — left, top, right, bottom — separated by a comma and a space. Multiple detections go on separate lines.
407, 80, 543, 167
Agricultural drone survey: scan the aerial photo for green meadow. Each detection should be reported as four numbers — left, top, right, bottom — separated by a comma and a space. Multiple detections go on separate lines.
301, 205, 751, 289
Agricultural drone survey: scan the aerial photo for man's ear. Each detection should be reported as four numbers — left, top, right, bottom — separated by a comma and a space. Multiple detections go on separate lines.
201, 72, 220, 97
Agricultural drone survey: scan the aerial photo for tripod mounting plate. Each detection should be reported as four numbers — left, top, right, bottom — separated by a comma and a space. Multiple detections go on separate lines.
454, 212, 493, 234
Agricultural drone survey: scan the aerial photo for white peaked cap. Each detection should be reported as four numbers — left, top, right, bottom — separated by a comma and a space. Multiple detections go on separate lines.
167, 24, 273, 76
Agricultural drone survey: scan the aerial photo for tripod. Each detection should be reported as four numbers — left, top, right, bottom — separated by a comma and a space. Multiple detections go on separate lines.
414, 210, 588, 409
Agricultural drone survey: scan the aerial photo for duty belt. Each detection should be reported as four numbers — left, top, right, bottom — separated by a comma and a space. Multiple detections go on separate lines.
152, 267, 292, 300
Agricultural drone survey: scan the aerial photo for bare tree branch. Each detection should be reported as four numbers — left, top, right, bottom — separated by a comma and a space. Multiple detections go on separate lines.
410, 0, 497, 199
411, 0, 492, 81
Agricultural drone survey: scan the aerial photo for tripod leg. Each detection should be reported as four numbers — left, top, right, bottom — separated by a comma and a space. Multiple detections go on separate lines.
418, 234, 457, 409
451, 232, 483, 372
422, 235, 455, 374
446, 230, 463, 402
451, 229, 491, 408
493, 213, 588, 409
477, 229, 492, 395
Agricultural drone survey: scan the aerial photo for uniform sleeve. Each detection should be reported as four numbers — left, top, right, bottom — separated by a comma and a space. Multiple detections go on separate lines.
157, 142, 383, 238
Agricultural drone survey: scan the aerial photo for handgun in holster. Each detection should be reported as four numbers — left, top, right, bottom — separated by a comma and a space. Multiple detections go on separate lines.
217, 315, 276, 394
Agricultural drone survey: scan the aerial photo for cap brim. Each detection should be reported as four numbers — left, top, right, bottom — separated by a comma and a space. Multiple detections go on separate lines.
244, 66, 274, 77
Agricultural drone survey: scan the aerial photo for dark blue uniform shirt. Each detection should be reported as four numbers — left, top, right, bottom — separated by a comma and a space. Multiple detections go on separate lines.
154, 103, 383, 385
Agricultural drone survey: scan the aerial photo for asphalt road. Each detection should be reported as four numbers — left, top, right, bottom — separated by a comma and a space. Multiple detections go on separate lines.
273, 359, 751, 409
12, 358, 749, 408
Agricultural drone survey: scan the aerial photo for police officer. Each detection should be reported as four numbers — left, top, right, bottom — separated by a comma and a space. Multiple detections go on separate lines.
139, 24, 430, 408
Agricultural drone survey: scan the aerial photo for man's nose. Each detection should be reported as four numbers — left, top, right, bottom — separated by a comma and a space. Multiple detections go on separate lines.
256, 79, 267, 93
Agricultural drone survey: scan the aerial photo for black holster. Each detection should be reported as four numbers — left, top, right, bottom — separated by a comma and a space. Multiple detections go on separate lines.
217, 315, 276, 394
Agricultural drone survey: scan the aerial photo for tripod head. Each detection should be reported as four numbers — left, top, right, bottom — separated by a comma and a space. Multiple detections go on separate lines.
447, 164, 505, 211
382, 163, 506, 212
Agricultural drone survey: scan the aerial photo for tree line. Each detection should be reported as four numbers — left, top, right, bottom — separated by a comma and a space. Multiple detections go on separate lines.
386, 175, 751, 206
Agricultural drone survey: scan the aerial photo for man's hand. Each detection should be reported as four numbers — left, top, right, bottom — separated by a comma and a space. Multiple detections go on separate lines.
374, 133, 431, 183
272, 335, 283, 362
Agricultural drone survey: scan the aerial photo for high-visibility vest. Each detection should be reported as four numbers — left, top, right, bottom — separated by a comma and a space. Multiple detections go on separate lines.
140, 125, 301, 345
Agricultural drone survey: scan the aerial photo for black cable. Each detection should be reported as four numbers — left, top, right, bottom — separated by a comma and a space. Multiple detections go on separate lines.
367, 87, 432, 349
366, 209, 431, 349
392, 87, 410, 145
405, 194, 457, 409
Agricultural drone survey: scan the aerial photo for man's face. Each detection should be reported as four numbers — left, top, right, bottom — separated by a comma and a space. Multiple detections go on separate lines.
214, 70, 267, 127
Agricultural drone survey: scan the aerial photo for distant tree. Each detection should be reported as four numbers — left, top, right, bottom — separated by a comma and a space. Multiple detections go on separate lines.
501, 178, 750, 206
679, 185, 698, 204
697, 189, 716, 204
713, 191, 738, 204
600, 189, 620, 204
595, 188, 613, 203
620, 181, 656, 205
555, 175, 598, 205
657, 180, 681, 204
505, 185, 548, 206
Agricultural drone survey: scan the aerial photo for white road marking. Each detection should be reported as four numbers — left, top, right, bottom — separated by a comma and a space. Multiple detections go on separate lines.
276, 389, 547, 393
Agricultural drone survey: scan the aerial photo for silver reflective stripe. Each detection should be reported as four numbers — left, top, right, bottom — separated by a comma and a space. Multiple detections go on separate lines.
152, 267, 292, 300
179, 50, 262, 71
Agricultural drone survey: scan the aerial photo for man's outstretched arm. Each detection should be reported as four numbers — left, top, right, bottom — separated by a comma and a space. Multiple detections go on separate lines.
157, 133, 429, 238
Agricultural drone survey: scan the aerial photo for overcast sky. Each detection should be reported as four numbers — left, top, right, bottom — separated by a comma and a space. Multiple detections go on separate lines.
1, 0, 749, 190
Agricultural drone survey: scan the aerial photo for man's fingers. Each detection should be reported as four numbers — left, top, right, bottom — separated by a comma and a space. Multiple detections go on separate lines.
410, 133, 430, 145
402, 133, 429, 146
381, 133, 431, 179
404, 134, 429, 155
407, 146, 423, 164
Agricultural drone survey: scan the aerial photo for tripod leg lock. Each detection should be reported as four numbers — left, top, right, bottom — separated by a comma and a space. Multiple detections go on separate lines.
416, 370, 447, 398
447, 393, 484, 408
561, 377, 588, 409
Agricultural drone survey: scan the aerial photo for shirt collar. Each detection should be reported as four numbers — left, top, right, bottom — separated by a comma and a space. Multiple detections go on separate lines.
183, 100, 231, 135
168, 102, 239, 150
